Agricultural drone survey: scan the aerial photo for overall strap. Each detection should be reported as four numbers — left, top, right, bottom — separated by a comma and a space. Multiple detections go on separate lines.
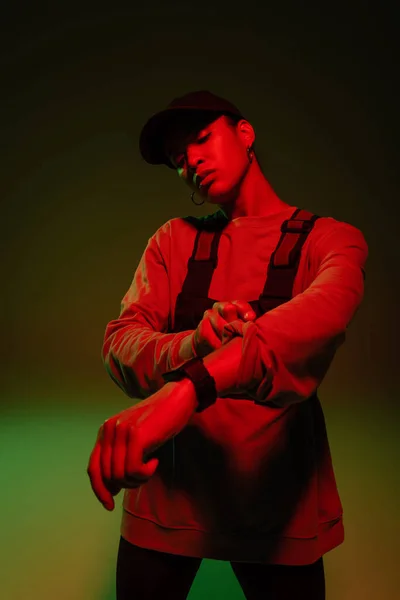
179, 214, 226, 297
259, 208, 320, 312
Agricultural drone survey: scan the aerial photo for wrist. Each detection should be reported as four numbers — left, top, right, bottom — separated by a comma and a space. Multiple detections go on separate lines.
164, 378, 199, 411
201, 336, 242, 395
162, 358, 217, 412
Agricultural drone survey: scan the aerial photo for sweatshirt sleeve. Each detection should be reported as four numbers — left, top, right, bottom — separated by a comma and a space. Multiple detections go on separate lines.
102, 226, 196, 399
221, 220, 368, 407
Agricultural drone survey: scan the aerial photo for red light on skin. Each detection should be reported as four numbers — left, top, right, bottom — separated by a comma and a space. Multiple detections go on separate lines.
199, 172, 215, 187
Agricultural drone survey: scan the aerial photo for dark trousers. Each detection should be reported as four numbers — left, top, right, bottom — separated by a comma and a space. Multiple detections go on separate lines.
116, 536, 326, 600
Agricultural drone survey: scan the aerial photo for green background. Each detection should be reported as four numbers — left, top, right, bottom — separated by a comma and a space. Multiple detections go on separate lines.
1, 6, 398, 599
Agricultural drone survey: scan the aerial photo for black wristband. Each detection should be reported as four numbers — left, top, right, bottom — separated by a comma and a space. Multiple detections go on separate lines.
162, 358, 217, 413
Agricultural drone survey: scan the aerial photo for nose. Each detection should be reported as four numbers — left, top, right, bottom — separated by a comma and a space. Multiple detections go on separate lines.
186, 143, 205, 172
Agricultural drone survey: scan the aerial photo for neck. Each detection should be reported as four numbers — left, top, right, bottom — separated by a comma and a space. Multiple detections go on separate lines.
217, 162, 289, 221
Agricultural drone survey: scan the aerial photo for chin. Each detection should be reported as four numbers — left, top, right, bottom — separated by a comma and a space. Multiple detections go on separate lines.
206, 181, 233, 203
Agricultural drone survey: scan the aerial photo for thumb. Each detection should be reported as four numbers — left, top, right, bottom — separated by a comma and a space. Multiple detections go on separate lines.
222, 320, 244, 344
105, 480, 122, 496
141, 457, 159, 478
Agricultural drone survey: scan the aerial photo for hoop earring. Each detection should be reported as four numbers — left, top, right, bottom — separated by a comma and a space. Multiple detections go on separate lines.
191, 191, 205, 205
247, 146, 254, 163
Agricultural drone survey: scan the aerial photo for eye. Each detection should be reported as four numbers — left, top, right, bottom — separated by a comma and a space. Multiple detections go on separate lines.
197, 133, 211, 144
173, 132, 211, 169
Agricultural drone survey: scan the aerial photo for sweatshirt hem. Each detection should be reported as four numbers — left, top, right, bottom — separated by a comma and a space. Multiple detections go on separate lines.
120, 509, 344, 565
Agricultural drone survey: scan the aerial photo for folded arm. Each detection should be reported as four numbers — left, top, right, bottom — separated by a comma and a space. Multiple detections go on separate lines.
104, 220, 368, 409
185, 221, 369, 407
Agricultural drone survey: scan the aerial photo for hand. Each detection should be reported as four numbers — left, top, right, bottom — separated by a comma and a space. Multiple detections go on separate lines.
193, 300, 256, 358
87, 379, 197, 511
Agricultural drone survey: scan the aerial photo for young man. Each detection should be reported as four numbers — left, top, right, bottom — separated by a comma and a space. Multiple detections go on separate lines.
88, 90, 368, 599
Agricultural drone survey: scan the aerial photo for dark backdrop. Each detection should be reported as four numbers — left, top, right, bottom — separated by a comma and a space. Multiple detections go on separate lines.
1, 6, 398, 600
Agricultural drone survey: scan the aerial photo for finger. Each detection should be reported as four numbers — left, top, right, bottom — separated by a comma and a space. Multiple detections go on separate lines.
209, 310, 230, 338
232, 300, 256, 320
100, 419, 115, 482
125, 428, 160, 480
121, 464, 158, 488
216, 301, 240, 323
197, 311, 223, 354
120, 476, 146, 489
104, 479, 122, 496
213, 301, 253, 322
87, 441, 115, 511
111, 420, 129, 481
205, 311, 226, 345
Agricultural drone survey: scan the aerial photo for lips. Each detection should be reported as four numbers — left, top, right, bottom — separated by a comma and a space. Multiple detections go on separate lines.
196, 170, 215, 187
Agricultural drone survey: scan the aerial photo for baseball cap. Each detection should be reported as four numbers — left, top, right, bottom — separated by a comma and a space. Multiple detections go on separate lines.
139, 90, 245, 169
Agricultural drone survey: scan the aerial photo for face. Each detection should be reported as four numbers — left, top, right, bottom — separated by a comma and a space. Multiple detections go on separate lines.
163, 114, 255, 204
